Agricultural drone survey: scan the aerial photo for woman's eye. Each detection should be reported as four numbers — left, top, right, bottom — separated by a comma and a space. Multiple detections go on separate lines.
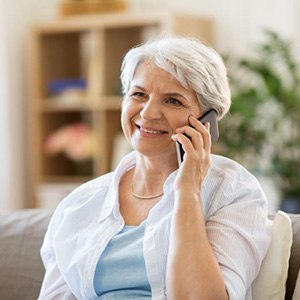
131, 92, 145, 100
166, 98, 183, 106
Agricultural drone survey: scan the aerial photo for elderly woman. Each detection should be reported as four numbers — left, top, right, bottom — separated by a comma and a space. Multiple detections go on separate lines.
38, 37, 271, 300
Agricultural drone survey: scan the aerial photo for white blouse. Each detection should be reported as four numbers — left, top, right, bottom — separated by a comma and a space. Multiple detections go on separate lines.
38, 151, 271, 300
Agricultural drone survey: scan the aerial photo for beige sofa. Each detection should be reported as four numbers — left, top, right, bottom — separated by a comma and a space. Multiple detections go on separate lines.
0, 209, 299, 300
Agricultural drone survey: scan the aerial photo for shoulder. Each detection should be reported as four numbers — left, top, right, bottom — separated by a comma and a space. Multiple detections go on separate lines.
46, 172, 114, 234
209, 154, 260, 184
210, 154, 252, 174
60, 172, 113, 209
47, 151, 137, 227
203, 154, 267, 211
73, 172, 113, 196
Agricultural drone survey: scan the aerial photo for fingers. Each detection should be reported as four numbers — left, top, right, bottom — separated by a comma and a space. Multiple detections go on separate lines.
174, 115, 211, 152
189, 115, 212, 151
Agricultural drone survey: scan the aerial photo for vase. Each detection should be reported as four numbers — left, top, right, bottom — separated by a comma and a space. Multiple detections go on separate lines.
73, 160, 93, 176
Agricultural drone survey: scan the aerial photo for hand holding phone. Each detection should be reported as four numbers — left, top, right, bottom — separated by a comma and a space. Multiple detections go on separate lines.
176, 109, 219, 166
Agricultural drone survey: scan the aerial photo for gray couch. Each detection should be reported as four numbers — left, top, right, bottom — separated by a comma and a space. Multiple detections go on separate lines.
0, 209, 299, 300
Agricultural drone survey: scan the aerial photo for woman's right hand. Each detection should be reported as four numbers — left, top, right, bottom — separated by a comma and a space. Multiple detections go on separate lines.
172, 115, 212, 196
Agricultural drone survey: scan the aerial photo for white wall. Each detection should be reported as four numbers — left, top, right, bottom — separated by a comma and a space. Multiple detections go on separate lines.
0, 0, 299, 209
0, 0, 59, 210
0, 0, 13, 210
138, 0, 299, 58
294, 0, 300, 56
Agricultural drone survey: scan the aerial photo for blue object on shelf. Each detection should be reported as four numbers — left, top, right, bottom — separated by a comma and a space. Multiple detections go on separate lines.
48, 78, 87, 94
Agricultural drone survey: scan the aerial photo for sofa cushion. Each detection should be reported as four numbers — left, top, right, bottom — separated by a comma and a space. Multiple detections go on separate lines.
0, 209, 52, 300
252, 211, 293, 300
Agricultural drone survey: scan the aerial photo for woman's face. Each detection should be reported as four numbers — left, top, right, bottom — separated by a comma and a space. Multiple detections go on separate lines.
121, 61, 202, 159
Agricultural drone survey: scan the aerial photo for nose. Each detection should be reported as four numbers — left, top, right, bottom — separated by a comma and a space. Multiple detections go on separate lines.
140, 97, 162, 120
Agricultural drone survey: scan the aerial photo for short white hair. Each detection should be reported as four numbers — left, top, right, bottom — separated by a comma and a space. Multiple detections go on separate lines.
120, 36, 231, 119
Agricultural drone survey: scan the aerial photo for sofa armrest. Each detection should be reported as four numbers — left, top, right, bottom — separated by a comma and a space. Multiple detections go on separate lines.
0, 209, 52, 300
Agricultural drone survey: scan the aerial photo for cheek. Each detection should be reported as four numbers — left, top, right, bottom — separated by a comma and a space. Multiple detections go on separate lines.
169, 114, 190, 130
168, 106, 201, 130
121, 101, 136, 139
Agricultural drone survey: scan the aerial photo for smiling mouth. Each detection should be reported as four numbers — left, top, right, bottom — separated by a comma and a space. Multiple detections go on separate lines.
136, 125, 168, 135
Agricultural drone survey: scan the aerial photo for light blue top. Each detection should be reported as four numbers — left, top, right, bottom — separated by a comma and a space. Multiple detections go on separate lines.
93, 221, 152, 299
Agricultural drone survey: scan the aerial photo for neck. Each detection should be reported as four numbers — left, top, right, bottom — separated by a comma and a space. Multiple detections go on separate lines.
131, 153, 178, 198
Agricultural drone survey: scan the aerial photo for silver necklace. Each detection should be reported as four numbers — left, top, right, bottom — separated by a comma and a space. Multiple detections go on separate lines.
131, 190, 164, 200
131, 173, 164, 200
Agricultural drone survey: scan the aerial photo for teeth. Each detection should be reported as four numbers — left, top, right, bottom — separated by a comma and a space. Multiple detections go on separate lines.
140, 126, 164, 134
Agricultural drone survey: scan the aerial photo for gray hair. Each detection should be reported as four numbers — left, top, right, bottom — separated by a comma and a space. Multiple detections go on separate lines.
120, 36, 231, 119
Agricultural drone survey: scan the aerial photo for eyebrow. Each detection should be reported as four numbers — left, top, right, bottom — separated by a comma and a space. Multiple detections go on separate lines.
164, 92, 186, 99
131, 85, 146, 91
131, 85, 187, 99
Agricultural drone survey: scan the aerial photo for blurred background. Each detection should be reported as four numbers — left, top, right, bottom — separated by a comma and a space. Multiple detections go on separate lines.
0, 0, 299, 213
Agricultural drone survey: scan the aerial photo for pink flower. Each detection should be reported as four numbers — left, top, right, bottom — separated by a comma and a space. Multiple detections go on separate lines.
45, 123, 94, 161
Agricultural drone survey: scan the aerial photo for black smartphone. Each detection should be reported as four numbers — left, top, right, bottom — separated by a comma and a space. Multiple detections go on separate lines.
176, 109, 219, 166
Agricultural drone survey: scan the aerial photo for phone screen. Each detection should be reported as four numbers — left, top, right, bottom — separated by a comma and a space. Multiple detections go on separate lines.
176, 109, 219, 166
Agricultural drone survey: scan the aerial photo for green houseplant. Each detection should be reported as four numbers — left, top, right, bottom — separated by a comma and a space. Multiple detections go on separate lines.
219, 30, 300, 211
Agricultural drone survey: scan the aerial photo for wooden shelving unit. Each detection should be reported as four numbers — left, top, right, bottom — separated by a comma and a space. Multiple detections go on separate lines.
27, 12, 213, 208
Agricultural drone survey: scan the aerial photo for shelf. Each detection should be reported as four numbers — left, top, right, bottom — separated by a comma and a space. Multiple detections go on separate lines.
100, 95, 122, 110
27, 12, 214, 208
41, 100, 93, 112
42, 175, 93, 183
40, 95, 122, 113
32, 12, 166, 34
